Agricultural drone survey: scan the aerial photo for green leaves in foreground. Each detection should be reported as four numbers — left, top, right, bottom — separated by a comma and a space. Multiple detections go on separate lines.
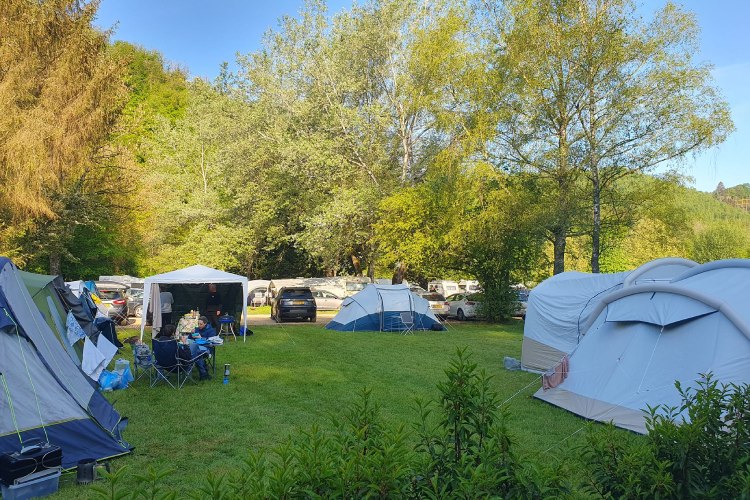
93, 354, 750, 498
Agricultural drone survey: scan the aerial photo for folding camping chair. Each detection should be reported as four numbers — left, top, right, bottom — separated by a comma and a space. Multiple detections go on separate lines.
399, 311, 415, 335
132, 343, 154, 383
151, 339, 206, 389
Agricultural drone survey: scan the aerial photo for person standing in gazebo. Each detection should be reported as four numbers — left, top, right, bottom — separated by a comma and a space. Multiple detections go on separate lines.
205, 284, 223, 327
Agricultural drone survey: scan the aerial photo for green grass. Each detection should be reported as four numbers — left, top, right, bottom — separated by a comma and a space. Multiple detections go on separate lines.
247, 305, 271, 315
53, 321, 590, 497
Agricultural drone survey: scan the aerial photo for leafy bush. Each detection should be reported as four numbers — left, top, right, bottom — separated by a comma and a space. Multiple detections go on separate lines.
578, 374, 750, 499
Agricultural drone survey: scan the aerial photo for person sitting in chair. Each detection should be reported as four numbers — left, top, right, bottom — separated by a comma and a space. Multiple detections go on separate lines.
156, 323, 177, 340
156, 324, 210, 380
194, 316, 216, 340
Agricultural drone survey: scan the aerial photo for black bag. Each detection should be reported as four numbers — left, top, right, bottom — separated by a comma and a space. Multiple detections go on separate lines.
0, 440, 63, 484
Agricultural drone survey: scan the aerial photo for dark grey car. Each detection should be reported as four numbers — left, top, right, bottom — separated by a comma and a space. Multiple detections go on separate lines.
271, 287, 317, 322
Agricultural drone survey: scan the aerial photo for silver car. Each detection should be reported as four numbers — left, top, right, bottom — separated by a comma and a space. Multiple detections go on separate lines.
311, 290, 343, 310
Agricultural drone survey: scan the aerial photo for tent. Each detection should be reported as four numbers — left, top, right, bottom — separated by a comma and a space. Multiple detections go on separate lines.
140, 265, 249, 341
521, 258, 697, 372
534, 259, 750, 434
0, 258, 131, 468
247, 279, 271, 306
326, 284, 444, 332
19, 270, 86, 365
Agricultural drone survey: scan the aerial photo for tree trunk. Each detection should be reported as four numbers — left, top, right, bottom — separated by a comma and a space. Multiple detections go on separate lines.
553, 231, 567, 275
49, 252, 61, 276
392, 262, 406, 284
591, 172, 601, 273
351, 255, 362, 276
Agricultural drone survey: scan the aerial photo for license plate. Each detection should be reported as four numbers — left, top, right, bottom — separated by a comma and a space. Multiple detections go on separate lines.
293, 300, 305, 305
431, 305, 441, 309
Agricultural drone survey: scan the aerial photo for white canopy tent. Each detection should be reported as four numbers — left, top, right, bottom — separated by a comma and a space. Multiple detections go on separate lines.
139, 265, 249, 342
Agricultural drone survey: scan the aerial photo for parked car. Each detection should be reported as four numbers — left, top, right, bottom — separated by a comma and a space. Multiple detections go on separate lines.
94, 281, 129, 325
418, 292, 450, 318
125, 287, 144, 317
514, 290, 529, 319
271, 287, 317, 322
311, 289, 343, 311
446, 292, 483, 321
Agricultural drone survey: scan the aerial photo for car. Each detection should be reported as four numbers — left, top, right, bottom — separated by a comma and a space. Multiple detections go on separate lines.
94, 281, 129, 325
125, 287, 144, 317
418, 292, 450, 318
446, 292, 483, 321
514, 290, 529, 319
311, 289, 343, 310
271, 287, 317, 322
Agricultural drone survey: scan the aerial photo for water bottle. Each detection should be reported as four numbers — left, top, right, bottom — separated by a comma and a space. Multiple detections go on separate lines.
223, 364, 230, 384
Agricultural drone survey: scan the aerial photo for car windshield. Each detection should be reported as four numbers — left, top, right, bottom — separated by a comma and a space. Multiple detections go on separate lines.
281, 289, 312, 299
346, 282, 366, 291
98, 290, 122, 300
422, 293, 446, 301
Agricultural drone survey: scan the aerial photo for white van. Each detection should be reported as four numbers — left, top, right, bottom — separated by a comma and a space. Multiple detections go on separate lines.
427, 280, 460, 297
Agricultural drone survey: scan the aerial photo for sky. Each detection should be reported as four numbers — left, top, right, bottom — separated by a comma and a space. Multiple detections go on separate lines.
95, 0, 749, 193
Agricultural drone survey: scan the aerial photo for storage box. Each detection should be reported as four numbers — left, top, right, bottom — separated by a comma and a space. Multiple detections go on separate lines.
1, 469, 60, 500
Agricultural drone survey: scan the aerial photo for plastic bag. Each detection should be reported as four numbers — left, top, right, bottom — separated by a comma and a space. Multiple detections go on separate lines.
98, 370, 119, 392
114, 366, 134, 390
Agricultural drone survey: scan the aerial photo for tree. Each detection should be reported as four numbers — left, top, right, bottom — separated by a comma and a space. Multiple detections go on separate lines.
0, 0, 127, 273
570, 0, 733, 272
477, 0, 591, 275
478, 0, 732, 274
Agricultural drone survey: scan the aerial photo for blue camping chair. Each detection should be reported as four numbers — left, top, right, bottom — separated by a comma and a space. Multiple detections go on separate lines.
151, 339, 206, 389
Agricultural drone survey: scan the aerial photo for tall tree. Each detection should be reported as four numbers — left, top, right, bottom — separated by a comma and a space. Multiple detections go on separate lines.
477, 0, 590, 275
0, 0, 126, 273
479, 0, 732, 274
571, 0, 733, 272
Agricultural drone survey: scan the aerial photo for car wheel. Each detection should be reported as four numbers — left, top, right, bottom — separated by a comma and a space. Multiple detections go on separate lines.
310, 315, 317, 322
134, 305, 143, 318
277, 315, 284, 323
457, 309, 466, 321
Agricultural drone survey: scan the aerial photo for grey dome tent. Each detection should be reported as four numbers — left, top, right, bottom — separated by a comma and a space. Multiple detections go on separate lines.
0, 258, 131, 468
535, 259, 750, 434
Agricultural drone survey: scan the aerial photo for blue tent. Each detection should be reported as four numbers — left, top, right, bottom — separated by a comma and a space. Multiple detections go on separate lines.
326, 284, 444, 332
0, 258, 131, 469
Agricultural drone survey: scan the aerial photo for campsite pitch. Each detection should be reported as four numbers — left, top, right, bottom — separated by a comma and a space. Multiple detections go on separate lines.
53, 321, 590, 498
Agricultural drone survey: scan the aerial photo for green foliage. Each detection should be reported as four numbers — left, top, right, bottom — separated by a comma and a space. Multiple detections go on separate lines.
90, 345, 573, 498
578, 374, 750, 499
690, 222, 750, 262
414, 347, 521, 496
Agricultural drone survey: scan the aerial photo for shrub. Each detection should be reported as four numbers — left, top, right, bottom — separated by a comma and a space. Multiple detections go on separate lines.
578, 374, 750, 499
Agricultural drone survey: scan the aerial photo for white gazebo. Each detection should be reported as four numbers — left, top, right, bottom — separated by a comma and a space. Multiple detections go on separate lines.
140, 265, 249, 342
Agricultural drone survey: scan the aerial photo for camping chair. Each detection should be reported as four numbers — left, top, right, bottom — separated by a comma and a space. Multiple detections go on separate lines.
132, 343, 154, 383
151, 339, 178, 389
400, 311, 415, 335
151, 339, 206, 389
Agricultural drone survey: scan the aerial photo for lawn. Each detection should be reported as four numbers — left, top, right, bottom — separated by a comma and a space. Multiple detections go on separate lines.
53, 320, 589, 497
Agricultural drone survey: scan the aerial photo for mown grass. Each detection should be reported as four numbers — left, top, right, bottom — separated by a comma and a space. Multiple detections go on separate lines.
53, 320, 589, 498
